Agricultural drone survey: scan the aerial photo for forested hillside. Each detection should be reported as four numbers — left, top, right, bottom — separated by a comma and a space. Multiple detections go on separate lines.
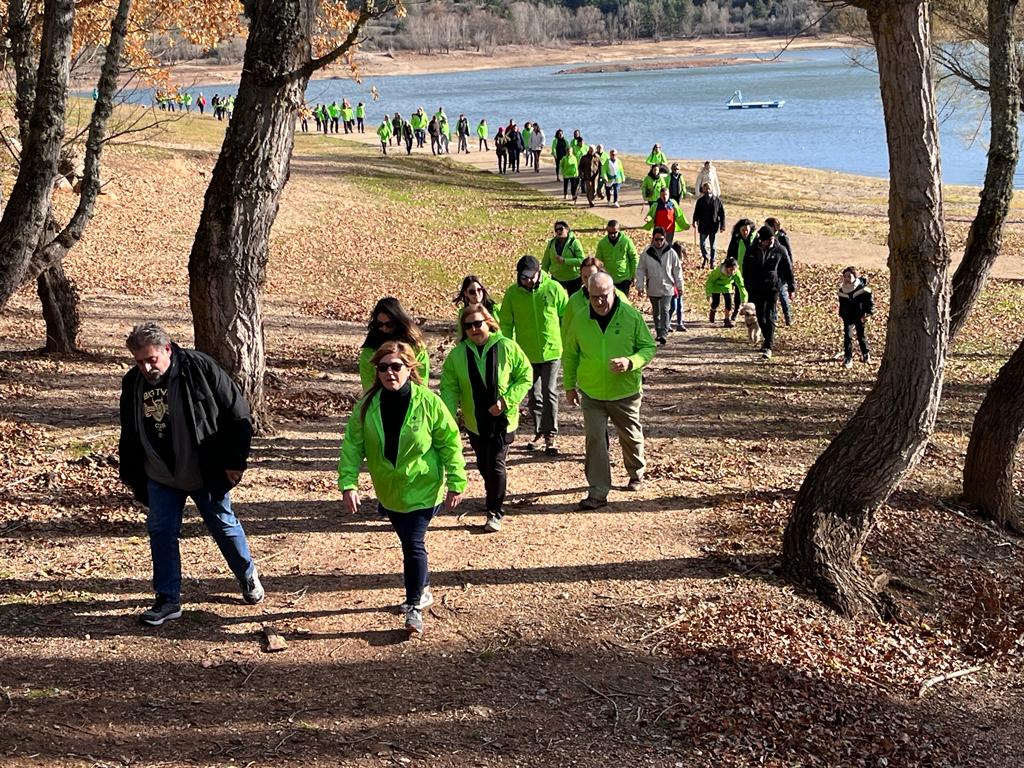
370, 0, 845, 53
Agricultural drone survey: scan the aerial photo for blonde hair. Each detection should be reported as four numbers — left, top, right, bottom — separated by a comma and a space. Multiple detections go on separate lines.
361, 341, 422, 421
459, 304, 501, 342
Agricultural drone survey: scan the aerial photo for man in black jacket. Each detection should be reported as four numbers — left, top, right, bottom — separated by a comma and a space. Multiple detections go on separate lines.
743, 226, 797, 360
119, 323, 263, 626
692, 183, 726, 268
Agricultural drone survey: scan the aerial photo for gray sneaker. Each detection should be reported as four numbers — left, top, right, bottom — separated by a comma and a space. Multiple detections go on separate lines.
483, 514, 502, 533
405, 607, 424, 635
399, 587, 434, 612
140, 598, 182, 626
241, 569, 265, 604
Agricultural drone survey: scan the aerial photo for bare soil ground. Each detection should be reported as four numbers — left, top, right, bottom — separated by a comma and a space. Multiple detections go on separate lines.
1, 115, 1022, 768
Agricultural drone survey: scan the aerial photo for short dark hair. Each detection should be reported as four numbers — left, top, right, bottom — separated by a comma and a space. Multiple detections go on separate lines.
607, 219, 619, 228
554, 220, 569, 230
722, 257, 738, 269
652, 226, 666, 237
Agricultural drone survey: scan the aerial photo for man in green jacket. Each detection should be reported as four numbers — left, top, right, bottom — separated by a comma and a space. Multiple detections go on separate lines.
563, 272, 656, 509
377, 119, 392, 155
594, 220, 638, 294
499, 256, 569, 455
541, 220, 586, 296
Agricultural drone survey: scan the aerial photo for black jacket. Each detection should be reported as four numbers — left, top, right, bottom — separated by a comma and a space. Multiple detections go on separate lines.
743, 241, 796, 297
119, 345, 253, 505
692, 194, 726, 235
838, 278, 874, 321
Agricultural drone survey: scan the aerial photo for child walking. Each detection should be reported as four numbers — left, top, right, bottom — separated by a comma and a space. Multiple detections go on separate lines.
838, 266, 874, 368
670, 242, 687, 331
704, 257, 746, 327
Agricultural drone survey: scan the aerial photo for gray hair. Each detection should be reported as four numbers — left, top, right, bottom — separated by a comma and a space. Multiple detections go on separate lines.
588, 272, 614, 291
126, 322, 171, 351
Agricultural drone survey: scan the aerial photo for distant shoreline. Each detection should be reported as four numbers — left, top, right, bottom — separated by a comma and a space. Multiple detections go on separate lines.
552, 56, 765, 75
156, 34, 860, 86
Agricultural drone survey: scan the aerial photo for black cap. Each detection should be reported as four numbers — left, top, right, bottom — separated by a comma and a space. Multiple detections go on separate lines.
516, 255, 540, 280
757, 225, 775, 241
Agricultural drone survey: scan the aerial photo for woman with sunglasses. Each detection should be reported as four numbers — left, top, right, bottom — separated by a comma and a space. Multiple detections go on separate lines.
440, 305, 531, 533
339, 341, 467, 635
358, 297, 430, 392
453, 275, 501, 320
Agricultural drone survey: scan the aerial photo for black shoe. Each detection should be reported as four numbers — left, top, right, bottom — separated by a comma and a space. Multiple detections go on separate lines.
578, 496, 608, 510
657, 336, 667, 345
544, 435, 559, 456
140, 597, 182, 626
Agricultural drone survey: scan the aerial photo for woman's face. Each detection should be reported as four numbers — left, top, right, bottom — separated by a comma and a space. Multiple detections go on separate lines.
462, 282, 485, 304
740, 224, 751, 238
462, 310, 490, 345
375, 312, 396, 336
376, 353, 411, 391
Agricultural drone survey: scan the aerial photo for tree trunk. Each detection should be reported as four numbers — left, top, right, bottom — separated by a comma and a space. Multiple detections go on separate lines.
962, 336, 1024, 533
188, 0, 316, 433
782, 0, 951, 619
0, 0, 74, 310
948, 0, 1020, 340
37, 261, 81, 355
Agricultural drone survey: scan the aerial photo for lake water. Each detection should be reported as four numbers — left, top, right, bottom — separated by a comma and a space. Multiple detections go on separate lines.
183, 47, 1020, 188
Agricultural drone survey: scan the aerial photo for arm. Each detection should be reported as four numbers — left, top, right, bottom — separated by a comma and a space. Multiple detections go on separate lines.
498, 293, 516, 341
627, 311, 657, 372
671, 253, 683, 292
733, 271, 749, 304
561, 319, 581, 395
416, 345, 431, 384
635, 252, 647, 293
438, 351, 460, 421
625, 238, 638, 280
502, 339, 534, 413
358, 347, 375, 392
430, 395, 467, 495
563, 239, 585, 270
337, 407, 366, 492
553, 281, 569, 318
540, 241, 553, 273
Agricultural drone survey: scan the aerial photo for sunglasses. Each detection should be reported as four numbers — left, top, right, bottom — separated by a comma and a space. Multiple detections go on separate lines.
375, 319, 395, 330
463, 319, 486, 330
376, 361, 406, 373
653, 237, 665, 242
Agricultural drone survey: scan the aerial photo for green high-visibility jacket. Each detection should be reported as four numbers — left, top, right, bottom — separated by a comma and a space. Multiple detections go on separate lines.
377, 121, 392, 141
498, 272, 569, 364
561, 288, 631, 338
411, 113, 426, 129
570, 138, 586, 160
601, 157, 626, 184
440, 119, 451, 139
358, 345, 430, 392
356, 104, 365, 117
522, 128, 532, 149
641, 173, 667, 203
328, 103, 341, 118
439, 333, 532, 436
477, 121, 488, 138
705, 267, 748, 303
541, 233, 585, 283
646, 150, 667, 166
337, 383, 467, 513
342, 106, 353, 120
594, 232, 639, 284
559, 153, 579, 179
644, 200, 691, 232
562, 299, 656, 402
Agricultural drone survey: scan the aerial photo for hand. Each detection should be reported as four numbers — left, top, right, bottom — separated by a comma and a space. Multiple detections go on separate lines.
609, 357, 631, 374
556, 255, 565, 264
789, 289, 796, 299
225, 469, 244, 486
342, 488, 361, 515
443, 490, 463, 512
565, 388, 580, 407
488, 399, 505, 417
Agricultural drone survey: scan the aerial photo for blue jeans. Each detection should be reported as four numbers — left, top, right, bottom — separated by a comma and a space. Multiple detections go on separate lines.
773, 286, 792, 324
671, 293, 684, 326
607, 182, 620, 204
699, 231, 718, 267
146, 479, 255, 603
385, 505, 438, 606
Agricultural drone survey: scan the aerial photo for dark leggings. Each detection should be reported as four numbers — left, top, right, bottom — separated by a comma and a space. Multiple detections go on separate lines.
384, 505, 437, 606
508, 151, 521, 172
844, 319, 869, 359
563, 177, 579, 197
497, 151, 507, 173
467, 431, 513, 517
710, 292, 733, 313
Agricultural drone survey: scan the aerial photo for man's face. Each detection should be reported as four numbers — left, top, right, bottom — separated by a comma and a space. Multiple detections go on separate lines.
518, 271, 540, 290
589, 277, 615, 316
133, 344, 172, 384
606, 224, 619, 239
660, 189, 670, 201
759, 235, 773, 250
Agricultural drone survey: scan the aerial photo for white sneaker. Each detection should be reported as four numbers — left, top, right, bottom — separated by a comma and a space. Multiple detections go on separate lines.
399, 586, 434, 612
483, 514, 502, 533
761, 348, 772, 360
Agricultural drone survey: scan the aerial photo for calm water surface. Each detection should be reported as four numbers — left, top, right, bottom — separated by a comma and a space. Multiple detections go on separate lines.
182, 48, 1020, 188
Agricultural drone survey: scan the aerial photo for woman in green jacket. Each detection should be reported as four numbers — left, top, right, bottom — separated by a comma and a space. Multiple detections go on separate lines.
358, 297, 430, 391
560, 152, 580, 203
453, 275, 501, 319
440, 306, 531, 532
338, 341, 467, 635
640, 165, 667, 210
645, 143, 667, 166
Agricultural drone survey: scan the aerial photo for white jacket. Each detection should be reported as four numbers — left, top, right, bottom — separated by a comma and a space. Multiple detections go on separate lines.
529, 129, 545, 152
636, 245, 682, 298
695, 165, 721, 197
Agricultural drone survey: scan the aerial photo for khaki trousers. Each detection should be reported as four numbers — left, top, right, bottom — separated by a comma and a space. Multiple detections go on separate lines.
581, 392, 645, 501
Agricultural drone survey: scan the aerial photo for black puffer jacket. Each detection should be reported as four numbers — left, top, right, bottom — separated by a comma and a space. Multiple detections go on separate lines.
838, 277, 874, 321
742, 241, 796, 297
119, 345, 253, 505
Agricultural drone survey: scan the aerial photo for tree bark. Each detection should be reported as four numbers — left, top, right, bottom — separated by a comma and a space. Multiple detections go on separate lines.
188, 0, 317, 433
37, 260, 81, 355
948, 0, 1021, 340
0, 0, 74, 310
782, 0, 951, 619
962, 335, 1024, 532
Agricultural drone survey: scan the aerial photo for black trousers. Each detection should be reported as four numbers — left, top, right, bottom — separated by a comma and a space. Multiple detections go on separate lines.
467, 431, 513, 517
614, 279, 632, 295
508, 151, 521, 172
563, 177, 579, 198
751, 291, 780, 349
710, 292, 733, 313
557, 277, 583, 296
843, 319, 869, 359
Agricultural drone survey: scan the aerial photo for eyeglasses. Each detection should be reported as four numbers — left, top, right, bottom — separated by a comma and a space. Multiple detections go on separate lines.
463, 320, 486, 330
376, 361, 406, 373
554, 227, 566, 233
375, 319, 395, 330
652, 237, 665, 243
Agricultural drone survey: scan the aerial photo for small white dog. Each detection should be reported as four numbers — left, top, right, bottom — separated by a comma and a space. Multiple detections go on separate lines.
737, 303, 761, 345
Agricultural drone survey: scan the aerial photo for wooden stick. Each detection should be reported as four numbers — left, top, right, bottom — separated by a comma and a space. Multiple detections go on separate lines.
637, 614, 687, 643
917, 665, 983, 698
571, 673, 619, 728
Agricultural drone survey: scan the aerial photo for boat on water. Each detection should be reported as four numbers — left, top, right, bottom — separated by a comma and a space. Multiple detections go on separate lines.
727, 90, 785, 109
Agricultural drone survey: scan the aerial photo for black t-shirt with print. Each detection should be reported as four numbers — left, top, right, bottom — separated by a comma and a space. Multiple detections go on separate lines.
142, 379, 175, 470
